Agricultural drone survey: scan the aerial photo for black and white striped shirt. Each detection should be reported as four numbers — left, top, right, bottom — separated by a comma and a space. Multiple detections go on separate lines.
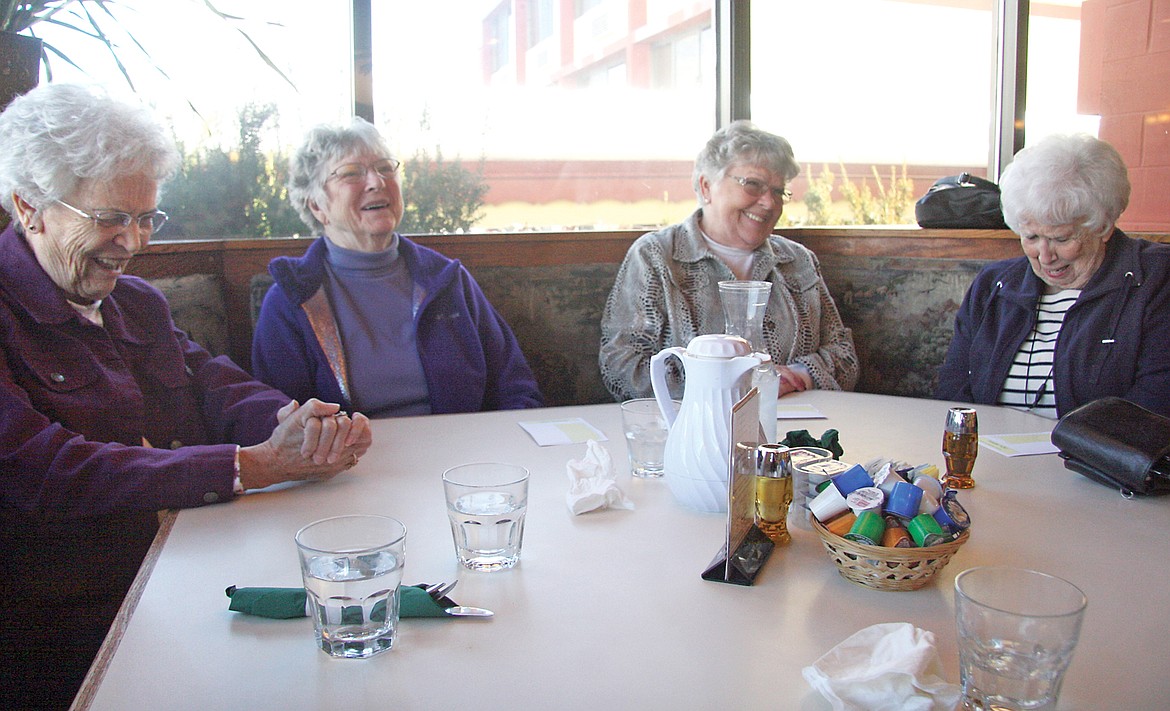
997, 289, 1080, 419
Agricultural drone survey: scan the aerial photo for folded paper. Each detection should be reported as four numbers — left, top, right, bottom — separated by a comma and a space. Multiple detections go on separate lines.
565, 439, 635, 515
802, 622, 961, 711
226, 584, 454, 619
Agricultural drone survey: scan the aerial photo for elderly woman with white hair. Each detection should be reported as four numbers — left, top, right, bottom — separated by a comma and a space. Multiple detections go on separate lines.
936, 133, 1170, 418
252, 118, 543, 416
599, 120, 858, 401
0, 84, 370, 708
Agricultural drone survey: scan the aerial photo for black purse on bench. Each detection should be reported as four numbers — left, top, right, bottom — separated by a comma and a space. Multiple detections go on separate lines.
1050, 397, 1170, 496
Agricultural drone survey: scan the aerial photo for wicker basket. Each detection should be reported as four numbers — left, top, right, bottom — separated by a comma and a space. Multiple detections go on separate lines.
811, 515, 970, 591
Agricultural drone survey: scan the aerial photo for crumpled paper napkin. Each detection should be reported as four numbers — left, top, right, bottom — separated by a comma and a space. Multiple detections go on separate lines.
565, 439, 635, 515
802, 622, 961, 711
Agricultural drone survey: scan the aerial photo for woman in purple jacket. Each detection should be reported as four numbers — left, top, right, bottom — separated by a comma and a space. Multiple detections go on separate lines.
252, 118, 543, 417
0, 84, 371, 709
935, 134, 1170, 418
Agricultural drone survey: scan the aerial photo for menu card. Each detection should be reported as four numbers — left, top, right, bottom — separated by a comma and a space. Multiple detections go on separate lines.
702, 388, 774, 586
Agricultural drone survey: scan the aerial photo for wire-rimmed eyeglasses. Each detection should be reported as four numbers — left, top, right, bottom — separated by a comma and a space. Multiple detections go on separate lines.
327, 158, 401, 184
56, 199, 169, 235
728, 175, 793, 204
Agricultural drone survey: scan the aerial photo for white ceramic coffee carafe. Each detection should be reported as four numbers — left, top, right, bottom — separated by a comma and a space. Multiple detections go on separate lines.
650, 334, 763, 513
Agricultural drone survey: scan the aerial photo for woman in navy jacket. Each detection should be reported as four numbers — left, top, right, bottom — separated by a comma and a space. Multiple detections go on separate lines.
935, 134, 1170, 418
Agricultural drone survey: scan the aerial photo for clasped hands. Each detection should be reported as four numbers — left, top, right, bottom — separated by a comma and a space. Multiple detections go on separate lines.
237, 399, 373, 492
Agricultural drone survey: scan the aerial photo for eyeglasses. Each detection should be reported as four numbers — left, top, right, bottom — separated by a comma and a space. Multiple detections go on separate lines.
56, 199, 169, 235
729, 175, 792, 204
327, 158, 400, 184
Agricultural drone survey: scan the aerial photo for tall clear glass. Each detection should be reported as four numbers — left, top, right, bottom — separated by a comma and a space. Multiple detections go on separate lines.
718, 280, 771, 351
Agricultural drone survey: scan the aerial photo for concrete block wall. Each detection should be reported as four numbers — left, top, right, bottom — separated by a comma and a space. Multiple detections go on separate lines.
1079, 0, 1170, 232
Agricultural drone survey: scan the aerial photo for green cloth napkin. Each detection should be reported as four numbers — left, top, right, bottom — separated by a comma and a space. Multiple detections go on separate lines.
781, 428, 844, 459
226, 584, 453, 619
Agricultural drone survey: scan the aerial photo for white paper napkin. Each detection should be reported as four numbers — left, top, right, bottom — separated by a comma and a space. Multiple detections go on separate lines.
565, 440, 635, 515
802, 622, 961, 711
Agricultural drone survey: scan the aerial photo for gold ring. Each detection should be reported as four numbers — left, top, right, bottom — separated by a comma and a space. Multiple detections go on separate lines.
346, 454, 359, 469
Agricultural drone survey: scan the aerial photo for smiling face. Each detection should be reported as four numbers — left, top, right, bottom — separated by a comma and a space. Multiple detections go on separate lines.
310, 150, 404, 252
24, 173, 158, 304
1019, 221, 1113, 293
697, 162, 785, 251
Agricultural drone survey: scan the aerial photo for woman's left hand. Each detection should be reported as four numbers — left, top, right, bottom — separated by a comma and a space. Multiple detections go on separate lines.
777, 365, 813, 396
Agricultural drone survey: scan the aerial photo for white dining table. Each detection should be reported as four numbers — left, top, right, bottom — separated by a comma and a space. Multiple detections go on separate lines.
74, 391, 1170, 710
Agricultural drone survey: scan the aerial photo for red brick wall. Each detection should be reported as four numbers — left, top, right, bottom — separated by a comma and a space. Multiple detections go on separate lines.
1079, 0, 1170, 231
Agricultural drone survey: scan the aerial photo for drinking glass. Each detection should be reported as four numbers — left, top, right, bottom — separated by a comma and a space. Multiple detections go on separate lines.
443, 462, 529, 571
954, 566, 1087, 711
620, 398, 671, 478
295, 514, 407, 659
718, 280, 771, 351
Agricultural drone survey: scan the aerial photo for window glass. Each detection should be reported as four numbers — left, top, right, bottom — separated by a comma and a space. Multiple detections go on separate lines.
751, 0, 997, 226
372, 0, 716, 233
30, 0, 352, 239
1024, 1, 1098, 142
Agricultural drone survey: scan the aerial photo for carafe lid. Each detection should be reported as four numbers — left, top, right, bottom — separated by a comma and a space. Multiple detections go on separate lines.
686, 334, 752, 359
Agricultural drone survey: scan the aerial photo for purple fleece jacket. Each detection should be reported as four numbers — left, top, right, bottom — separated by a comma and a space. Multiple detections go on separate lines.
252, 235, 543, 415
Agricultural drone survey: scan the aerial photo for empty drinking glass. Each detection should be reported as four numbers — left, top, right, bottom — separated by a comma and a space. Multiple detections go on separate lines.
954, 566, 1087, 711
620, 398, 671, 478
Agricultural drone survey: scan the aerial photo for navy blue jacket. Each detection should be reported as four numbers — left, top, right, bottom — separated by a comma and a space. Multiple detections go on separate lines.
252, 235, 543, 415
935, 231, 1170, 418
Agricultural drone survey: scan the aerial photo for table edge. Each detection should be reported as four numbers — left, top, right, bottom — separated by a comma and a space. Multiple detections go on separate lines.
70, 508, 180, 711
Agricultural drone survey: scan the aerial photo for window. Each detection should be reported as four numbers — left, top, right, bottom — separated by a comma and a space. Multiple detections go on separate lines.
27, 0, 352, 239
372, 0, 715, 233
750, 0, 1097, 227
751, 0, 998, 226
17, 0, 1153, 236
528, 0, 556, 48
1024, 1, 1098, 141
487, 3, 513, 74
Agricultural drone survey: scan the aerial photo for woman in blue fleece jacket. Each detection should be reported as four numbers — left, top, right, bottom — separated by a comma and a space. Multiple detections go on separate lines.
935, 134, 1170, 418
253, 118, 543, 417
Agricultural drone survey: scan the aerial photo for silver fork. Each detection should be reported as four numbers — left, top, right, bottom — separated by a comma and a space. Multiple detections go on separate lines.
423, 580, 458, 601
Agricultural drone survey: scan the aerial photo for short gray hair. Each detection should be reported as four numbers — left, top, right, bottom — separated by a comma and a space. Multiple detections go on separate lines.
999, 133, 1130, 237
0, 83, 179, 217
287, 117, 394, 233
692, 120, 800, 202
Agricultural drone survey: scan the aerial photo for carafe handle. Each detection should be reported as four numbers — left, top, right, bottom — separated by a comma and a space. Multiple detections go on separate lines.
649, 347, 685, 427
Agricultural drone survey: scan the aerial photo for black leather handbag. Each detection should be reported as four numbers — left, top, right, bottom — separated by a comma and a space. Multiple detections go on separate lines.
914, 172, 1008, 229
1050, 397, 1170, 496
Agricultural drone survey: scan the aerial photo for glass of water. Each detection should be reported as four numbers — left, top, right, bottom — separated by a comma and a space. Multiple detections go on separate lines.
620, 398, 672, 478
443, 462, 529, 571
295, 514, 407, 659
954, 566, 1087, 711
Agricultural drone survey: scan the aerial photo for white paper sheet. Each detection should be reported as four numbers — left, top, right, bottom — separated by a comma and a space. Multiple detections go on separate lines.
519, 418, 608, 446
776, 402, 827, 420
979, 432, 1059, 457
